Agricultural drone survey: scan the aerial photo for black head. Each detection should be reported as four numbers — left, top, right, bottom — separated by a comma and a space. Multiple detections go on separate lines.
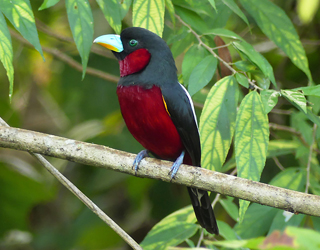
94, 27, 178, 86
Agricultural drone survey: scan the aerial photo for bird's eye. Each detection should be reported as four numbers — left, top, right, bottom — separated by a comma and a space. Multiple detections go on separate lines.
129, 39, 138, 47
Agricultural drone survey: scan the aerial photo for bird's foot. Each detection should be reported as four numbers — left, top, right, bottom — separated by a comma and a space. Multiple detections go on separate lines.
169, 151, 185, 180
133, 150, 149, 174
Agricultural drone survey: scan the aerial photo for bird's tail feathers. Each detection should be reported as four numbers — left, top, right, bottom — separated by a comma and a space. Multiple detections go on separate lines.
187, 187, 219, 235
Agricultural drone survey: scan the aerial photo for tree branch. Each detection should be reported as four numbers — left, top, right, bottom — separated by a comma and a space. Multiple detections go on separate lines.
9, 29, 119, 83
0, 126, 320, 217
0, 119, 141, 250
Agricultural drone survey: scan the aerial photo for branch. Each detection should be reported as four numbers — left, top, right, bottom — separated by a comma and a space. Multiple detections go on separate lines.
9, 29, 119, 83
0, 119, 141, 250
0, 126, 320, 217
175, 14, 263, 91
269, 122, 320, 154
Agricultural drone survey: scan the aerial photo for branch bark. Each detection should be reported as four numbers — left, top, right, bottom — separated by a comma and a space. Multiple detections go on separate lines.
0, 126, 320, 217
0, 120, 142, 250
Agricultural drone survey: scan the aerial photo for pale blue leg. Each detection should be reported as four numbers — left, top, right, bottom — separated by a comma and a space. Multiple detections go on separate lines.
169, 151, 185, 179
133, 149, 149, 174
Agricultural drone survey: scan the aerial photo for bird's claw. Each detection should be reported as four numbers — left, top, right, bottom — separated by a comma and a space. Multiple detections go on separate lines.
169, 151, 185, 180
133, 150, 149, 174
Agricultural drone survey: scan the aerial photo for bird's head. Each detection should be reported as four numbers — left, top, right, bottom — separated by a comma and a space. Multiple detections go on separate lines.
94, 27, 176, 79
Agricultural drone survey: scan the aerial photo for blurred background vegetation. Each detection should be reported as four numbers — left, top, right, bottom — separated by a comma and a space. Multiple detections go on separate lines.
0, 0, 320, 249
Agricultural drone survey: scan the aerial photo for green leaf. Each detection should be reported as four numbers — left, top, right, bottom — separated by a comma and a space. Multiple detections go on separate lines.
222, 0, 249, 26
260, 89, 280, 114
234, 60, 256, 72
208, 237, 265, 249
205, 28, 244, 41
270, 168, 305, 191
233, 41, 276, 87
200, 76, 238, 171
235, 91, 269, 221
174, 6, 209, 33
120, 0, 132, 19
281, 89, 307, 114
188, 55, 217, 96
217, 220, 238, 240
140, 205, 198, 250
182, 45, 209, 87
165, 0, 175, 24
65, 0, 94, 78
269, 210, 305, 234
208, 0, 217, 11
235, 203, 278, 239
267, 140, 299, 158
235, 73, 249, 88
96, 0, 122, 34
251, 70, 270, 90
0, 0, 44, 59
132, 0, 165, 37
294, 85, 320, 97
38, 0, 60, 10
0, 12, 14, 99
240, 0, 312, 82
219, 198, 239, 221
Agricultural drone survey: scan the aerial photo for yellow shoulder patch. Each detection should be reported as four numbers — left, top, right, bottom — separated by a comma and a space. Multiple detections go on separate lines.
162, 95, 171, 116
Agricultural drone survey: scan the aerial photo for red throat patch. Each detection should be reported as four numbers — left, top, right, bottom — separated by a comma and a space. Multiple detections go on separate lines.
119, 48, 151, 77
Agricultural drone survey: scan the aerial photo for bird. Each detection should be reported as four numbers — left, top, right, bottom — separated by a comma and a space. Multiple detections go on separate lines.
94, 27, 219, 235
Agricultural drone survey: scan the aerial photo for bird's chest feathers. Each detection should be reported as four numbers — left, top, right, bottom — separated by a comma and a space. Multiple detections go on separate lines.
119, 48, 151, 77
116, 85, 183, 160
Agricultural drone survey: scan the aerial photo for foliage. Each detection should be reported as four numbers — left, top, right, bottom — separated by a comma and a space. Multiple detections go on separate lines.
0, 0, 320, 249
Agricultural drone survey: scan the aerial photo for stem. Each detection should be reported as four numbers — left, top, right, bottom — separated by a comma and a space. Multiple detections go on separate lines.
305, 124, 318, 193
175, 14, 263, 91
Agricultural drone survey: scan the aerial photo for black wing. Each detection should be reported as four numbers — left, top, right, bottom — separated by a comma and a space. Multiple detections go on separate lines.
161, 83, 201, 166
161, 83, 219, 235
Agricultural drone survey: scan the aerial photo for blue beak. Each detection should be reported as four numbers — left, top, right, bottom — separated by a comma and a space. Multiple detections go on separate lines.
93, 34, 124, 52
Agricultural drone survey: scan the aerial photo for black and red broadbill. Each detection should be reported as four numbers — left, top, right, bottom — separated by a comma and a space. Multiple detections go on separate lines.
94, 27, 219, 235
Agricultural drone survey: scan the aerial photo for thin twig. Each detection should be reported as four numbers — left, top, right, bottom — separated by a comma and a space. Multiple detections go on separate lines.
269, 123, 320, 154
0, 118, 142, 250
175, 14, 263, 91
9, 29, 119, 83
305, 124, 318, 193
36, 19, 115, 60
270, 108, 293, 115
272, 157, 285, 171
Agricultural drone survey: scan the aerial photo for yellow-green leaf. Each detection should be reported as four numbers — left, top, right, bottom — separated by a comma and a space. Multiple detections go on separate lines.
140, 206, 198, 250
38, 0, 60, 10
132, 0, 165, 37
0, 12, 14, 99
235, 91, 269, 221
65, 0, 93, 78
297, 0, 320, 25
260, 89, 280, 114
240, 0, 312, 82
0, 0, 44, 59
200, 76, 238, 171
222, 0, 249, 27
281, 89, 307, 114
294, 85, 320, 97
233, 41, 276, 87
96, 0, 122, 34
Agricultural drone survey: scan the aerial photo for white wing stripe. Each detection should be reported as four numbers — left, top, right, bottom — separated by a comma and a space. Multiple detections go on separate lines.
178, 82, 198, 128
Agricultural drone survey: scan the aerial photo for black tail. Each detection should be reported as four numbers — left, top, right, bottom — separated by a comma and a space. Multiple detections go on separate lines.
187, 187, 219, 235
